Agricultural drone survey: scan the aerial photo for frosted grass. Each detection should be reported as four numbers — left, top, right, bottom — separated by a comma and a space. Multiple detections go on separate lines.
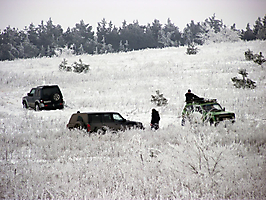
0, 40, 266, 199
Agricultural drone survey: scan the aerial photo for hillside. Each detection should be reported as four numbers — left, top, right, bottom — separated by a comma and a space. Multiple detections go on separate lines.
0, 40, 266, 199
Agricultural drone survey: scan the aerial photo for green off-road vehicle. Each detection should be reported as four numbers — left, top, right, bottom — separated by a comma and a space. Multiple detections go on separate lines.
181, 99, 235, 126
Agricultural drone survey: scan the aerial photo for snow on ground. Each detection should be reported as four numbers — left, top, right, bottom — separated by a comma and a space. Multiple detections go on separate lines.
0, 40, 266, 199
1, 40, 265, 127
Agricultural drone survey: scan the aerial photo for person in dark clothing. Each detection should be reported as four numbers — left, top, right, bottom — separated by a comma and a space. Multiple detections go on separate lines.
151, 109, 160, 130
185, 89, 199, 103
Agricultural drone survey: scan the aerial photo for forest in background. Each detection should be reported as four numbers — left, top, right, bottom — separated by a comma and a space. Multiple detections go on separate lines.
0, 14, 266, 61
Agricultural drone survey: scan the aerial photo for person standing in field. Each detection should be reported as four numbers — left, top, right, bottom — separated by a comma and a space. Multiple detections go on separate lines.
185, 89, 199, 103
151, 109, 160, 130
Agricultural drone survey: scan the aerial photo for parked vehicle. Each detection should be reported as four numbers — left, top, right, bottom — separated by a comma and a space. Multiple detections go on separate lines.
67, 111, 144, 133
181, 99, 235, 126
22, 85, 64, 111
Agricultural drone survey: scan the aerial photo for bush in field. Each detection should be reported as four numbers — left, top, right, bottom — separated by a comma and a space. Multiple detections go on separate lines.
59, 59, 90, 73
186, 43, 199, 55
73, 59, 90, 73
151, 90, 168, 106
244, 49, 266, 66
58, 58, 72, 72
244, 49, 254, 61
231, 69, 256, 89
253, 52, 266, 66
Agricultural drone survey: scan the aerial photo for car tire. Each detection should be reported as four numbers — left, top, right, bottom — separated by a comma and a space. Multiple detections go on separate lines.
23, 101, 28, 109
74, 122, 85, 130
96, 128, 106, 135
74, 124, 81, 129
35, 103, 40, 111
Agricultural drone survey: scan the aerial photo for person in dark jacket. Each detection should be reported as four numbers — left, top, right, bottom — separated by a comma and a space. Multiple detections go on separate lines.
151, 109, 160, 130
185, 89, 199, 103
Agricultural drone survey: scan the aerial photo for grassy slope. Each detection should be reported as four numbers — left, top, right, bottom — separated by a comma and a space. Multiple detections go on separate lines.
0, 40, 266, 199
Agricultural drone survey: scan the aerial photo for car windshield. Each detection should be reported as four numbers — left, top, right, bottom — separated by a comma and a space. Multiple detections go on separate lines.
202, 103, 222, 112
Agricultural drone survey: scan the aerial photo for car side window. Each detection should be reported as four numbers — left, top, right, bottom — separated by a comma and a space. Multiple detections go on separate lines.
103, 114, 113, 123
113, 113, 124, 121
90, 114, 101, 123
30, 89, 35, 95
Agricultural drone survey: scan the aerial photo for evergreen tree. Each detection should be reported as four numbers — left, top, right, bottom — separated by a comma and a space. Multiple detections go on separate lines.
97, 18, 108, 44
253, 17, 263, 36
183, 20, 204, 45
162, 18, 181, 46
151, 19, 162, 46
242, 23, 256, 41
105, 22, 120, 51
20, 35, 39, 58
120, 21, 150, 50
27, 23, 39, 47
256, 15, 266, 39
205, 13, 224, 33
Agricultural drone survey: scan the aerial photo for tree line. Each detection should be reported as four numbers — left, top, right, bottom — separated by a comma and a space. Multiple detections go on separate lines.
0, 14, 265, 61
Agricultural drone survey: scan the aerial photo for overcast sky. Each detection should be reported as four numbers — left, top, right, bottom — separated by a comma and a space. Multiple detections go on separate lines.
1, 0, 265, 32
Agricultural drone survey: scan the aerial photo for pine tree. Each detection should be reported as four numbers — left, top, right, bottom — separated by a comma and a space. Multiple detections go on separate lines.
151, 90, 168, 106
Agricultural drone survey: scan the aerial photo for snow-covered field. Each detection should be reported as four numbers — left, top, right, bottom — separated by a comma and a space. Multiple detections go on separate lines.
0, 40, 266, 199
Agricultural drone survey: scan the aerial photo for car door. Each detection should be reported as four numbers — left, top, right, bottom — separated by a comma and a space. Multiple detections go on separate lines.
112, 113, 126, 130
88, 114, 103, 132
27, 88, 36, 108
102, 113, 115, 130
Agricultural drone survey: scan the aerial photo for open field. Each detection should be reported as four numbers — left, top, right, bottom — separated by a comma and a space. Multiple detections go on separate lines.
0, 40, 266, 199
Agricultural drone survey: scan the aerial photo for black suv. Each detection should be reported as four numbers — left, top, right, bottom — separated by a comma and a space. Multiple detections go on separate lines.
22, 85, 64, 111
67, 111, 144, 133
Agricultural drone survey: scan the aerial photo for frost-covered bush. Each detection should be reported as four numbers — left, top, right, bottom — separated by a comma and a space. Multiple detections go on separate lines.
231, 69, 256, 89
54, 46, 74, 57
151, 90, 168, 106
59, 58, 89, 73
253, 52, 266, 65
186, 43, 199, 55
244, 49, 266, 65
72, 59, 90, 73
199, 26, 240, 44
58, 58, 72, 72
244, 49, 254, 61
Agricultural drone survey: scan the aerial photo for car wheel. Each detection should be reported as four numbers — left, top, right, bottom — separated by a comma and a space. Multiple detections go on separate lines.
97, 128, 106, 135
74, 122, 84, 130
74, 124, 81, 129
23, 101, 28, 109
53, 93, 61, 102
35, 103, 40, 111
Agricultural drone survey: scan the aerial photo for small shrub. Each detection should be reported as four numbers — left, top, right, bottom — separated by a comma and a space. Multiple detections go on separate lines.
244, 49, 266, 66
244, 49, 254, 61
72, 59, 90, 73
253, 52, 266, 66
59, 59, 89, 73
231, 69, 256, 89
186, 43, 199, 55
59, 58, 72, 72
151, 90, 168, 106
